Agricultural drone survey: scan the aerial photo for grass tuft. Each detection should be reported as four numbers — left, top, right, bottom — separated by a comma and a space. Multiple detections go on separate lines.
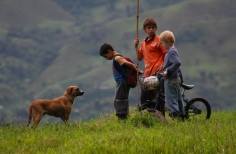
1, 109, 236, 153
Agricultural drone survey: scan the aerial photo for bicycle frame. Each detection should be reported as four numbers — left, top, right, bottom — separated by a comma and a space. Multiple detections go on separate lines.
151, 86, 202, 115
139, 74, 211, 119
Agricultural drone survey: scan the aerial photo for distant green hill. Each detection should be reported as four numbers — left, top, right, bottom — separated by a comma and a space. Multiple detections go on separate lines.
0, 0, 235, 123
0, 0, 75, 29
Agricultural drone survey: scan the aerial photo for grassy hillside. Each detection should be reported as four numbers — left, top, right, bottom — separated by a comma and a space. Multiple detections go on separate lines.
0, 0, 76, 122
1, 110, 236, 153
25, 0, 236, 117
0, 0, 75, 30
0, 0, 236, 123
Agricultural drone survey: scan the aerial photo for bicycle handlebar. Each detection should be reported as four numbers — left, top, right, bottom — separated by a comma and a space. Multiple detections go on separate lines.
155, 72, 164, 77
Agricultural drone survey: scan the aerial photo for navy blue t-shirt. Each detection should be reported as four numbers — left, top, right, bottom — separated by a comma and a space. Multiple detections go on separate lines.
113, 59, 127, 83
163, 47, 181, 79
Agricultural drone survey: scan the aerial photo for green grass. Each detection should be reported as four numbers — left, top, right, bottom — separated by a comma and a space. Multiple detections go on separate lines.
1, 110, 236, 153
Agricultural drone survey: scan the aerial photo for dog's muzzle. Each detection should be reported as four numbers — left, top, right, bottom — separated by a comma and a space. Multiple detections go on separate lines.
77, 91, 84, 96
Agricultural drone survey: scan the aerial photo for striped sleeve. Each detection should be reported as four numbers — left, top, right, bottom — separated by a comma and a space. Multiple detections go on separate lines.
115, 56, 126, 66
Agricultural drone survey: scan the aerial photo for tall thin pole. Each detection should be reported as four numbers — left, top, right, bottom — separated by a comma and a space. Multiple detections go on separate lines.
136, 0, 139, 109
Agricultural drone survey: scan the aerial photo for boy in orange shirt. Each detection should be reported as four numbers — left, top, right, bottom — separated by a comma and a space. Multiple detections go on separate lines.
134, 17, 166, 116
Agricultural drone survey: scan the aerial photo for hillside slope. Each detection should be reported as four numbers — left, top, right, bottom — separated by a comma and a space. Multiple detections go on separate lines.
0, 0, 76, 121
0, 0, 75, 30
23, 0, 236, 121
0, 0, 235, 123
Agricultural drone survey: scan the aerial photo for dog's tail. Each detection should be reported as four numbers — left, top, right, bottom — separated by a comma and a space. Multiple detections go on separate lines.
27, 104, 33, 127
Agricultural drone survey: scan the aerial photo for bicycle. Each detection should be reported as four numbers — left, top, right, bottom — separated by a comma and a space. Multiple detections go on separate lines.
138, 73, 211, 120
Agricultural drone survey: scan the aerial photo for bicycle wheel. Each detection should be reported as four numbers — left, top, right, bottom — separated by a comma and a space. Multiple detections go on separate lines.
185, 97, 211, 120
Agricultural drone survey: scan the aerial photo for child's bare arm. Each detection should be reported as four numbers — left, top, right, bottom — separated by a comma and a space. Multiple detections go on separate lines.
134, 38, 143, 61
115, 55, 143, 74
123, 61, 143, 74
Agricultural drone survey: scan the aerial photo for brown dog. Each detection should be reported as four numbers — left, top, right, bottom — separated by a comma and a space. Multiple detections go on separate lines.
27, 86, 84, 127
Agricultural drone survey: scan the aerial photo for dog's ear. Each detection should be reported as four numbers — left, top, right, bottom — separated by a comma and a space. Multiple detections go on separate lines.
67, 87, 73, 94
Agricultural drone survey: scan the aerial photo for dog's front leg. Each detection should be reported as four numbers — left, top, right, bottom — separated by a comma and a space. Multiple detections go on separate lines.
61, 114, 70, 126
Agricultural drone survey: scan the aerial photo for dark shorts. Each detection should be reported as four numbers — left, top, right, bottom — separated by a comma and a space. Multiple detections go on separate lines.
114, 79, 130, 115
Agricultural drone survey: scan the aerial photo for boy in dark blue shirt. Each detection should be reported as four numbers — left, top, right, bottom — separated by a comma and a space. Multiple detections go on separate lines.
159, 30, 184, 119
99, 43, 143, 120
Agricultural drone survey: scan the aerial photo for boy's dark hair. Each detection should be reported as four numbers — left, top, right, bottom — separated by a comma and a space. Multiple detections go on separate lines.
99, 43, 114, 56
143, 17, 157, 29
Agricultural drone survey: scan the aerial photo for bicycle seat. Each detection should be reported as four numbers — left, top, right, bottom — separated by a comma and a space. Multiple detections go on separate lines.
181, 83, 194, 90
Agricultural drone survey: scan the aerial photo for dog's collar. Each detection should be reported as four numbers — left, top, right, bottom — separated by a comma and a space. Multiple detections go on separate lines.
63, 96, 74, 104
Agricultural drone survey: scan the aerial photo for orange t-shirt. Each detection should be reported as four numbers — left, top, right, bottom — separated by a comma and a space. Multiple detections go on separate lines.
139, 35, 167, 77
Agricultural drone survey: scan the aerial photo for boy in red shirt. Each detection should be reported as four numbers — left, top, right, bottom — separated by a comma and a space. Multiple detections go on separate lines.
134, 17, 166, 116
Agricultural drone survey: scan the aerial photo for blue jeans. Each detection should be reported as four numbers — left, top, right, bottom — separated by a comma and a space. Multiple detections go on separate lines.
164, 77, 184, 114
